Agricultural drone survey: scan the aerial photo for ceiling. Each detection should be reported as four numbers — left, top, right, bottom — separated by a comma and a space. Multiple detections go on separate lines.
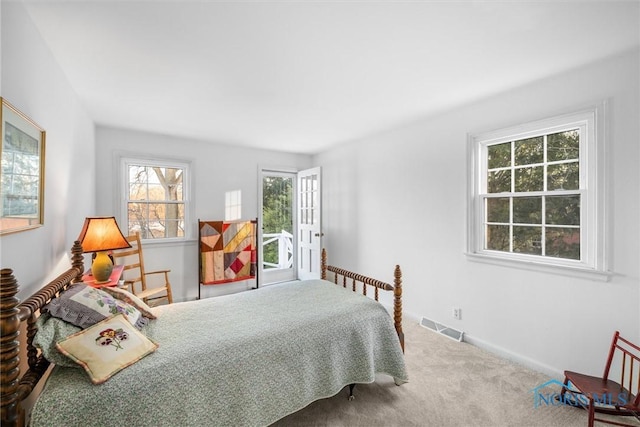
21, 0, 640, 154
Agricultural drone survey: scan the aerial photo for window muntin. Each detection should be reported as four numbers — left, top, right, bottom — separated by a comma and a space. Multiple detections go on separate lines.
123, 159, 187, 240
483, 129, 581, 260
468, 107, 607, 277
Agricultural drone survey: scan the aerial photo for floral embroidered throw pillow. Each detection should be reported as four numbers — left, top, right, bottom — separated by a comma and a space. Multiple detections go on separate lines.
56, 314, 158, 384
44, 283, 148, 329
101, 286, 157, 319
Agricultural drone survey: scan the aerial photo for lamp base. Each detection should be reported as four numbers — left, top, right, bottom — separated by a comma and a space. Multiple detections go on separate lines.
92, 251, 113, 283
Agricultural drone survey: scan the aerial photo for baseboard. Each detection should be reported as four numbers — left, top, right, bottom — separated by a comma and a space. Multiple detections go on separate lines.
463, 334, 563, 380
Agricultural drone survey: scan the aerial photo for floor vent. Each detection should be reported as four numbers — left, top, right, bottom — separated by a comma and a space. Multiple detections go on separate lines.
420, 316, 464, 342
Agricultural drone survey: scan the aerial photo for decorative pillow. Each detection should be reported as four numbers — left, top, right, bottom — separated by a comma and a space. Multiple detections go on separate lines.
33, 312, 82, 368
43, 283, 148, 329
56, 314, 158, 384
101, 286, 157, 319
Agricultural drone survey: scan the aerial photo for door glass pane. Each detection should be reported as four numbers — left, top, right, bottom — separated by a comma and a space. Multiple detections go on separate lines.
262, 175, 293, 271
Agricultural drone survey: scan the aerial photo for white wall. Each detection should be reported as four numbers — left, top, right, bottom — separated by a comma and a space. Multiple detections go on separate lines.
95, 126, 312, 301
0, 2, 95, 299
315, 48, 640, 378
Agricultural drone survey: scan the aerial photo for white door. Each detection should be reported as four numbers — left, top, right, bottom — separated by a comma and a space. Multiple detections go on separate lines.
297, 167, 322, 280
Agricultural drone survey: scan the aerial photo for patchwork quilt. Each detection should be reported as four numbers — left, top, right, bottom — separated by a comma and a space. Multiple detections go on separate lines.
199, 220, 256, 284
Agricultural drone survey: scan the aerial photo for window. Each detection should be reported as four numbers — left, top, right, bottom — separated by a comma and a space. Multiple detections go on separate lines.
467, 107, 608, 278
121, 158, 189, 240
225, 190, 242, 221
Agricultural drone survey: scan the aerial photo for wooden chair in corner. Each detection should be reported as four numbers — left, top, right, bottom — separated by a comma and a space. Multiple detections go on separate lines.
112, 232, 173, 307
560, 331, 639, 427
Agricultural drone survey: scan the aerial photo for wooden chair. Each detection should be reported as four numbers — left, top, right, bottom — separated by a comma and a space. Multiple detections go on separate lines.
112, 232, 173, 306
560, 331, 639, 427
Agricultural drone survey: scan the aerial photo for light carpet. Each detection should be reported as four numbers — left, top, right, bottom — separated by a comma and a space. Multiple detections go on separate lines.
274, 321, 635, 426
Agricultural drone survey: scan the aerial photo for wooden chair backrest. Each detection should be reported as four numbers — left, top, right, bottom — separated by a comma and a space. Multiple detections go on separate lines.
112, 232, 146, 289
603, 331, 640, 408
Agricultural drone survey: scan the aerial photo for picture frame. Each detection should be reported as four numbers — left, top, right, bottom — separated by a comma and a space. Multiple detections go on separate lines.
0, 97, 46, 235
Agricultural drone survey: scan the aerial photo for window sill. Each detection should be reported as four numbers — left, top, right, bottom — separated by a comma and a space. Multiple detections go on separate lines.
140, 237, 198, 248
465, 252, 613, 282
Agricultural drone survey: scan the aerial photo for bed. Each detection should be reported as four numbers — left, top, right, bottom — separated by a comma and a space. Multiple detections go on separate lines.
0, 241, 407, 427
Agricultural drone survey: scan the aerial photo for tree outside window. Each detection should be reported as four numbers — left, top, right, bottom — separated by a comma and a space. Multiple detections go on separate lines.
484, 130, 580, 260
262, 175, 293, 268
467, 107, 608, 278
124, 161, 186, 239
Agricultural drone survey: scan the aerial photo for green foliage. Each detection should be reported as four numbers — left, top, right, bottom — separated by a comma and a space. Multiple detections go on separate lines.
515, 136, 543, 166
487, 198, 509, 223
513, 226, 542, 255
513, 197, 542, 224
485, 195, 581, 258
545, 227, 580, 260
546, 195, 580, 225
548, 130, 579, 161
263, 177, 292, 234
262, 176, 293, 265
488, 170, 511, 193
484, 129, 581, 259
488, 143, 511, 169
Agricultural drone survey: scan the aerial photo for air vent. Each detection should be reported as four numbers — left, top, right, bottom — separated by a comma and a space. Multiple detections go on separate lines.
420, 316, 464, 342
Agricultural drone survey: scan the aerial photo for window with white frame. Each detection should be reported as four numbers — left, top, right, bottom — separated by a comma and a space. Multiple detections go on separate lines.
225, 190, 242, 221
467, 107, 608, 277
121, 158, 189, 240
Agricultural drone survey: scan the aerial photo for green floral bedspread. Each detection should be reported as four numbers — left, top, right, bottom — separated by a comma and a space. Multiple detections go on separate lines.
30, 279, 408, 427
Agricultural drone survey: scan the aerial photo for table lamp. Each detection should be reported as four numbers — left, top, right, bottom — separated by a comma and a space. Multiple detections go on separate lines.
78, 217, 131, 283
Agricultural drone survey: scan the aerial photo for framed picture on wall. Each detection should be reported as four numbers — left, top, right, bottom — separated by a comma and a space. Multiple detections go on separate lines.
0, 97, 46, 235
